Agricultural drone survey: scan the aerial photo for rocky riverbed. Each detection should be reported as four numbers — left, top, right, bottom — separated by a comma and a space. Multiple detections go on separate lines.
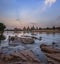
0, 31, 60, 64
0, 48, 41, 64
0, 35, 48, 64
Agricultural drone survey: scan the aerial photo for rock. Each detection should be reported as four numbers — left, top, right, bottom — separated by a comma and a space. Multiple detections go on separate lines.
40, 44, 60, 64
19, 50, 40, 62
40, 44, 60, 53
0, 50, 41, 64
9, 36, 34, 44
45, 53, 60, 62
31, 36, 38, 39
39, 37, 42, 40
47, 57, 60, 64
4, 54, 14, 61
20, 37, 34, 44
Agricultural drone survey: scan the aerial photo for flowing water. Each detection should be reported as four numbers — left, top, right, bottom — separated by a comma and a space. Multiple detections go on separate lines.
0, 31, 60, 64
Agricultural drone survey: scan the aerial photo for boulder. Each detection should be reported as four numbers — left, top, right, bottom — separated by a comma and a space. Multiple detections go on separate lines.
40, 44, 60, 64
40, 44, 60, 53
9, 36, 34, 44
20, 37, 34, 44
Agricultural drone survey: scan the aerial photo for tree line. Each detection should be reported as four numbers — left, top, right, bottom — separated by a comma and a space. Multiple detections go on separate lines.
13, 26, 60, 31
0, 23, 6, 43
0, 23, 60, 31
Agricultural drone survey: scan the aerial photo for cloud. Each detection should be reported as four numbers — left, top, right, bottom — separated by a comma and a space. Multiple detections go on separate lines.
40, 0, 57, 12
44, 0, 56, 7
0, 0, 58, 28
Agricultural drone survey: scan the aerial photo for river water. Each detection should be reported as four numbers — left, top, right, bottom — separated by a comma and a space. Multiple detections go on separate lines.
0, 31, 60, 64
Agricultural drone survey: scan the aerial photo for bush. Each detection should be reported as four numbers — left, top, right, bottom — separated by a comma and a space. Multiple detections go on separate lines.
0, 35, 6, 40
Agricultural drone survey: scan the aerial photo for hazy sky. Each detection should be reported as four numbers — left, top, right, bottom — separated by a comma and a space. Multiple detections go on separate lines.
0, 0, 60, 29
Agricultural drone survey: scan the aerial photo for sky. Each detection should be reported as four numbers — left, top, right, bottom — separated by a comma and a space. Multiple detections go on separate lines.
0, 0, 60, 29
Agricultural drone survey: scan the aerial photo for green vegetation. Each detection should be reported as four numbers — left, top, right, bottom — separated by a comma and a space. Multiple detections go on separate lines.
0, 23, 6, 35
0, 23, 6, 44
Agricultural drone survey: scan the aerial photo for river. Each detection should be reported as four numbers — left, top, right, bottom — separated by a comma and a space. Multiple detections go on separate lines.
0, 31, 60, 64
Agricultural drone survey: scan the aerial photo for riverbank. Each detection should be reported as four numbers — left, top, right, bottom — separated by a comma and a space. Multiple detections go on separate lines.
32, 29, 60, 33
5, 29, 60, 34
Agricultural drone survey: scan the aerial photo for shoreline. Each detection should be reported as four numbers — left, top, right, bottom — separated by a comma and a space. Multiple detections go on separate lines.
5, 29, 60, 33
32, 29, 60, 33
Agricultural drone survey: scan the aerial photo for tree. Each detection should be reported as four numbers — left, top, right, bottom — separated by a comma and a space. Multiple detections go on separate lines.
36, 27, 38, 30
31, 26, 35, 30
27, 26, 30, 31
0, 35, 5, 43
52, 26, 55, 30
0, 23, 6, 44
0, 23, 6, 35
56, 27, 60, 30
39, 27, 42, 30
46, 27, 49, 30
23, 26, 26, 31
14, 28, 18, 33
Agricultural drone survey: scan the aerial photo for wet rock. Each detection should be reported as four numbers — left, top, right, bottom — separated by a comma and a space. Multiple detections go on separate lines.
31, 36, 42, 41
9, 36, 34, 44
45, 53, 60, 62
20, 37, 34, 44
39, 37, 42, 40
0, 50, 42, 64
40, 44, 60, 53
31, 36, 38, 39
40, 44, 60, 64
